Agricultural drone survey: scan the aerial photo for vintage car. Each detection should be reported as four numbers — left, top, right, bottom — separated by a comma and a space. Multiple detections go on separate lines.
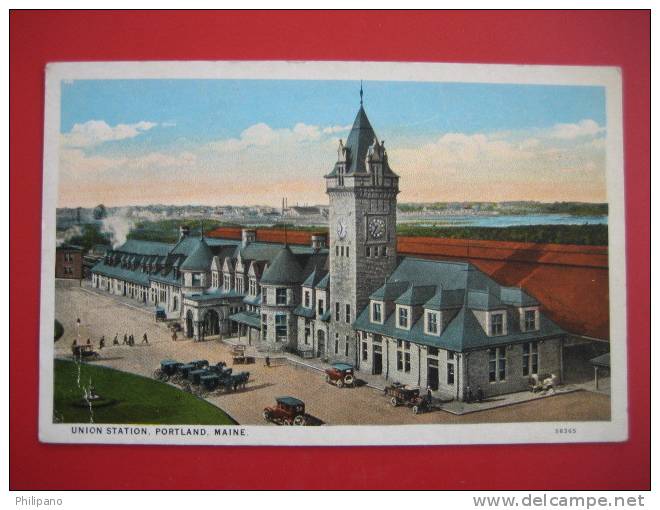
263, 396, 308, 425
385, 383, 431, 414
153, 359, 182, 380
324, 363, 355, 388
155, 308, 167, 321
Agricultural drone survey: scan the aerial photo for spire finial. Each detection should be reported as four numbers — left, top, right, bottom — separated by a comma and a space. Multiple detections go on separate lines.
360, 80, 363, 106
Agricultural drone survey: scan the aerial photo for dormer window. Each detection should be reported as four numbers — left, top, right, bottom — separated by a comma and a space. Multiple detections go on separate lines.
262, 287, 267, 305
223, 274, 232, 290
304, 289, 311, 308
192, 273, 202, 286
425, 311, 440, 335
371, 301, 383, 323
397, 306, 410, 329
249, 278, 257, 296
317, 297, 325, 316
276, 288, 287, 305
521, 308, 539, 331
212, 272, 219, 288
490, 313, 504, 336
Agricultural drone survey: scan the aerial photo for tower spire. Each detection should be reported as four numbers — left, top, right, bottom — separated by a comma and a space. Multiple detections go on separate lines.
360, 80, 363, 106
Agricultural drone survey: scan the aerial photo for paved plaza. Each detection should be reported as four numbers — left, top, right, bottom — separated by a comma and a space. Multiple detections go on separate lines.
54, 280, 611, 426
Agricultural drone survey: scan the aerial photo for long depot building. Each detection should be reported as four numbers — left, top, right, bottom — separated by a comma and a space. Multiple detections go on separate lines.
91, 99, 566, 400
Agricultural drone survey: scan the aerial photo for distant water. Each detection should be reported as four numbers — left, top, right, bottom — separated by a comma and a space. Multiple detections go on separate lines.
401, 214, 608, 228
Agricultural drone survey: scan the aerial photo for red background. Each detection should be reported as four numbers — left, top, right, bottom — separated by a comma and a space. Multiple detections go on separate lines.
10, 10, 650, 490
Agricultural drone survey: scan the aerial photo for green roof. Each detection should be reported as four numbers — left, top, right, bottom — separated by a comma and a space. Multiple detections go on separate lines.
293, 305, 315, 319
92, 262, 151, 286
467, 290, 506, 310
590, 353, 610, 367
229, 311, 261, 329
260, 246, 304, 285
424, 288, 465, 310
180, 238, 214, 271
370, 281, 409, 301
315, 272, 329, 290
500, 287, 539, 306
394, 285, 437, 306
302, 267, 326, 287
115, 239, 172, 257
354, 305, 564, 352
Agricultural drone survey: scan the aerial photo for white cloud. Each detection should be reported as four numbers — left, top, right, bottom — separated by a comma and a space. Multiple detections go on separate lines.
547, 119, 605, 140
62, 120, 158, 148
322, 124, 352, 134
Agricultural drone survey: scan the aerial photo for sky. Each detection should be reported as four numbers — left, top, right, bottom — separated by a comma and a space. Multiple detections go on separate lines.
58, 79, 608, 208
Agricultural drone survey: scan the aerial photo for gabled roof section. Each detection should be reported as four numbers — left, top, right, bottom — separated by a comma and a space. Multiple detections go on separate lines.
370, 281, 409, 301
500, 286, 539, 307
315, 272, 330, 290
467, 290, 506, 311
302, 267, 326, 288
424, 288, 466, 310
180, 238, 214, 271
260, 245, 304, 285
394, 285, 437, 306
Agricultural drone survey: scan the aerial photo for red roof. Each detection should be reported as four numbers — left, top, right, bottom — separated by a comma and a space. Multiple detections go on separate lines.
207, 227, 609, 341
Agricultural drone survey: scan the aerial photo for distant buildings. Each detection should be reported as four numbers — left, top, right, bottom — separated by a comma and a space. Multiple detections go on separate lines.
55, 244, 84, 279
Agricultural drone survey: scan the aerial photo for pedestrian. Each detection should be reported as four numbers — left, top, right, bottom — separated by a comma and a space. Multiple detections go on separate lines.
113, 333, 119, 345
123, 333, 128, 345
172, 331, 178, 342
86, 338, 91, 346
426, 386, 433, 404
129, 334, 134, 346
465, 385, 473, 403
476, 386, 484, 403
265, 356, 270, 368
142, 332, 149, 345
99, 336, 105, 349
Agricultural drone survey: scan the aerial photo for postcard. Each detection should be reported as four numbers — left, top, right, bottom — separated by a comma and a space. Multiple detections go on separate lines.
39, 60, 626, 445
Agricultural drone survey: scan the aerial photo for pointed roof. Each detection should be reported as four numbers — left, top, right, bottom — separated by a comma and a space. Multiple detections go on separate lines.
180, 237, 214, 271
394, 285, 437, 306
260, 245, 304, 285
302, 266, 326, 287
345, 106, 378, 174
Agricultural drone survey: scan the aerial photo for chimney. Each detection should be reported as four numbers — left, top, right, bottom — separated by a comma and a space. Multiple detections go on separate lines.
242, 228, 256, 248
179, 225, 190, 240
311, 233, 327, 251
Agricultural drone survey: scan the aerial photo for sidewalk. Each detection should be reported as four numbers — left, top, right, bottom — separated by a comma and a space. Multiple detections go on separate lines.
220, 335, 591, 416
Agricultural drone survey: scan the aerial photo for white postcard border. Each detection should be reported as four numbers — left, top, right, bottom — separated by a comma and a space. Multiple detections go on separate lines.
39, 60, 627, 446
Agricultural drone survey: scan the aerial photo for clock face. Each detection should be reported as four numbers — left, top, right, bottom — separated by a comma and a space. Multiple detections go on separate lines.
368, 217, 386, 239
336, 219, 348, 240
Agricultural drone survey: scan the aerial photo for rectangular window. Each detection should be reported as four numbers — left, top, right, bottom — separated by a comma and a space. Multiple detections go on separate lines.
335, 302, 340, 321
383, 247, 387, 256
340, 246, 344, 257
447, 362, 455, 385
249, 279, 256, 295
491, 313, 504, 336
428, 346, 438, 357
427, 311, 438, 334
336, 246, 339, 256
335, 334, 339, 354
396, 340, 411, 372
522, 342, 539, 376
317, 298, 325, 316
275, 314, 287, 341
362, 341, 368, 361
524, 310, 536, 331
193, 273, 202, 286
345, 336, 350, 356
398, 307, 409, 328
372, 302, 382, 322
304, 290, 310, 308
223, 274, 231, 290
261, 287, 267, 304
261, 313, 268, 340
489, 347, 507, 382
366, 246, 371, 257
276, 288, 287, 305
346, 247, 349, 258
345, 304, 351, 324
397, 351, 403, 371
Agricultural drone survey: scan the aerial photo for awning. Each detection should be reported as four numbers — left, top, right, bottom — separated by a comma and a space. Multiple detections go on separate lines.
589, 353, 610, 368
229, 311, 261, 329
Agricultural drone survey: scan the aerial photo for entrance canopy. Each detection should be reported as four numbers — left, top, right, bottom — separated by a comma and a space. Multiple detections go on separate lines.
229, 311, 261, 329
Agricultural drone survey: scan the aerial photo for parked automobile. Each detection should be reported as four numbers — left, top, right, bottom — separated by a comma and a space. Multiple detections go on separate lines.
71, 343, 100, 361
155, 308, 167, 321
385, 383, 431, 414
325, 363, 355, 388
263, 396, 308, 425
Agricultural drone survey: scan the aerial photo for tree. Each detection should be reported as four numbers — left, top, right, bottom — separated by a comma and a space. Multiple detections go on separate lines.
93, 204, 107, 220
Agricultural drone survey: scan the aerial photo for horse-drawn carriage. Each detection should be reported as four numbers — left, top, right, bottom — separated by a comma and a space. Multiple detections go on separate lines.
72, 343, 100, 361
384, 383, 431, 414
153, 359, 183, 381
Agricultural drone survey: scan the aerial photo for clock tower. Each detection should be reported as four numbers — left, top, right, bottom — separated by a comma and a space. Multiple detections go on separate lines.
325, 91, 399, 363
